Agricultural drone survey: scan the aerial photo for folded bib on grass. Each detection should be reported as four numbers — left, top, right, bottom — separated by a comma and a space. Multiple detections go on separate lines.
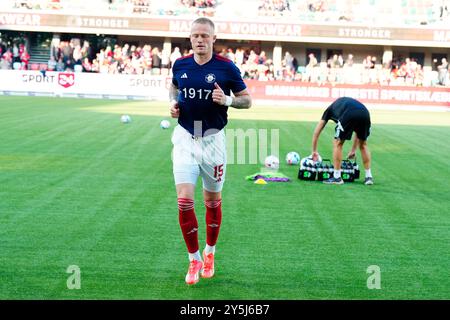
245, 171, 291, 182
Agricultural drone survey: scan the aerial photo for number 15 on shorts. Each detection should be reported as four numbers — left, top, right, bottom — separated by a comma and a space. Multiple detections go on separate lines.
214, 165, 224, 182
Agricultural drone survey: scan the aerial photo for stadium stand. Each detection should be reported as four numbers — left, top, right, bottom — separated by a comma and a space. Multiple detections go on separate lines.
4, 0, 449, 24
35, 39, 441, 87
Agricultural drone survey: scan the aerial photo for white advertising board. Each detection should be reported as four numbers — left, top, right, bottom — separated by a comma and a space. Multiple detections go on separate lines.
0, 70, 170, 100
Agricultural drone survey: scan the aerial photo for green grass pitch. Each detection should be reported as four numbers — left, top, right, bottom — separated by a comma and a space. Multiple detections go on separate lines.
0, 96, 449, 299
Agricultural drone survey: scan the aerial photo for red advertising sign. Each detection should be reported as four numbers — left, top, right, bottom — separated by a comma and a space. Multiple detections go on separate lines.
244, 80, 450, 107
58, 73, 75, 88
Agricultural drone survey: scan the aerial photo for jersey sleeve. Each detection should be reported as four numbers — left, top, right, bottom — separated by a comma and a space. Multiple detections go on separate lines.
321, 106, 332, 121
228, 62, 246, 93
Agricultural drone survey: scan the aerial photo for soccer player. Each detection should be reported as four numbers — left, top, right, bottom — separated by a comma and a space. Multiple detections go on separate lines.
311, 97, 373, 185
169, 17, 252, 285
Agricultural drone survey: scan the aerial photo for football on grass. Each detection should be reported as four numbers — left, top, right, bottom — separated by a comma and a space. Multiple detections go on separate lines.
264, 155, 280, 170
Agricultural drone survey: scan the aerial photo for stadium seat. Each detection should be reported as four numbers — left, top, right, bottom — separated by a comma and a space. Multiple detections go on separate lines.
13, 62, 21, 70
30, 63, 39, 71
39, 64, 48, 71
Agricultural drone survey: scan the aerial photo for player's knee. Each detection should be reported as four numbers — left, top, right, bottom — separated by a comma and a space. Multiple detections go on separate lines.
359, 140, 368, 150
176, 183, 195, 199
334, 139, 345, 147
203, 189, 222, 201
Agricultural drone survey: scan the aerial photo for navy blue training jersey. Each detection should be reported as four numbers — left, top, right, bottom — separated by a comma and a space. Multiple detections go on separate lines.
172, 53, 247, 136
321, 97, 368, 123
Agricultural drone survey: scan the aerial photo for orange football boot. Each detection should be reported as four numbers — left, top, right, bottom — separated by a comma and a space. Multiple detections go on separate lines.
185, 259, 203, 285
201, 251, 215, 278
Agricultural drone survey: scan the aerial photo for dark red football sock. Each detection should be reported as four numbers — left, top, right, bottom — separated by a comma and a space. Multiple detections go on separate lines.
178, 198, 199, 253
205, 199, 222, 246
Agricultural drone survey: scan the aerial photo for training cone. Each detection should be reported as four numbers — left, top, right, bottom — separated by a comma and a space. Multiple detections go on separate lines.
254, 178, 267, 185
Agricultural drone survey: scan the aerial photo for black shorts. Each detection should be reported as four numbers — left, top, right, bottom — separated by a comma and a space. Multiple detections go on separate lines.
334, 108, 371, 141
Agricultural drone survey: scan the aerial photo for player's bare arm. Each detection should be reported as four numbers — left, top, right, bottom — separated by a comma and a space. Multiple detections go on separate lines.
231, 89, 252, 109
212, 82, 251, 109
312, 119, 327, 160
169, 83, 180, 118
348, 136, 359, 159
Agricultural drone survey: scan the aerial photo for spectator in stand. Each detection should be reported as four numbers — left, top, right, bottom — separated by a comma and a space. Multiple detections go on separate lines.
0, 51, 12, 69
414, 64, 424, 86
90, 59, 99, 73
307, 52, 318, 68
122, 43, 130, 58
344, 54, 354, 68
170, 47, 182, 68
131, 51, 143, 74
161, 48, 171, 70
327, 54, 339, 69
151, 47, 162, 74
12, 44, 20, 63
337, 54, 344, 68
65, 58, 74, 72
112, 44, 120, 61
283, 51, 295, 74
73, 45, 82, 65
142, 44, 153, 73
0, 59, 10, 70
61, 41, 73, 65
82, 57, 92, 72
370, 56, 377, 69
20, 47, 30, 70
109, 60, 119, 74
182, 48, 190, 56
326, 54, 339, 83
96, 49, 105, 65
218, 48, 227, 57
2, 47, 13, 69
404, 58, 417, 84
258, 51, 267, 65
308, 0, 325, 12
235, 48, 244, 68
437, 57, 449, 86
248, 50, 259, 65
105, 45, 114, 59
48, 55, 57, 71
397, 58, 410, 83
56, 57, 65, 71
81, 40, 91, 61
363, 56, 373, 69
305, 52, 318, 82
225, 48, 235, 62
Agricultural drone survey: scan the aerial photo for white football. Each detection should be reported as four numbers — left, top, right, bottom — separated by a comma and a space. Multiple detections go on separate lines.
264, 155, 280, 170
160, 120, 170, 129
120, 114, 131, 124
286, 151, 300, 165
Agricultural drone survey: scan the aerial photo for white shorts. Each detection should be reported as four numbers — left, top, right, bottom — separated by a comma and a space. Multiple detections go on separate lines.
172, 125, 227, 193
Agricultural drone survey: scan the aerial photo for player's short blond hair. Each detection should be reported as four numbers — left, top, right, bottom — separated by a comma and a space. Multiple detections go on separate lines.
191, 17, 215, 32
